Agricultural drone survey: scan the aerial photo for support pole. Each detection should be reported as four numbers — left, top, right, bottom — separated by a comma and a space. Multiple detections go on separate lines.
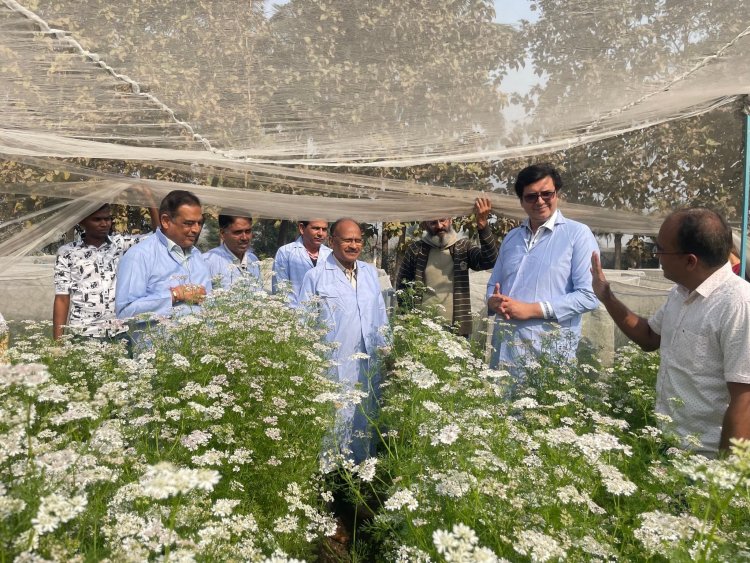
742, 101, 750, 278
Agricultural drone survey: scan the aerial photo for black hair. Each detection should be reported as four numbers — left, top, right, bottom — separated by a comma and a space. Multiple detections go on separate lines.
514, 163, 563, 199
159, 190, 201, 218
299, 220, 328, 228
672, 208, 733, 268
218, 214, 252, 229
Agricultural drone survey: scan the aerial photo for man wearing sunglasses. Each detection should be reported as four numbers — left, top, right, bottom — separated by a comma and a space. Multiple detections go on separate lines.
486, 163, 599, 378
591, 208, 750, 457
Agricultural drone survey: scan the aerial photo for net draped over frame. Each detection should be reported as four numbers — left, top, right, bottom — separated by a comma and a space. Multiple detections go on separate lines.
2, 0, 750, 258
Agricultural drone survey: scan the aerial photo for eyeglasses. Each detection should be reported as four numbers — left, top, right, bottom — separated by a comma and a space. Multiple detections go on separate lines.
652, 244, 687, 257
522, 190, 556, 203
335, 237, 364, 246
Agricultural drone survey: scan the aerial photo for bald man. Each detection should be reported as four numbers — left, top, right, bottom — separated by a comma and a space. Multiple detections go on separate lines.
295, 218, 388, 464
592, 208, 750, 457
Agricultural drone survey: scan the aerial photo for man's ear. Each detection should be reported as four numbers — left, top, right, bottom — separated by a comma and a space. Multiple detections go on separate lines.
685, 253, 699, 271
159, 213, 171, 230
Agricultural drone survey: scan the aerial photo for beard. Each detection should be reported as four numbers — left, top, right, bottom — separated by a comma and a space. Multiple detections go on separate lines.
423, 227, 457, 249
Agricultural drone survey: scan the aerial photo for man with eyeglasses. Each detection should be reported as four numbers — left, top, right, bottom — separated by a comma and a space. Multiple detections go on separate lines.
396, 198, 497, 337
591, 208, 750, 457
204, 213, 262, 290
295, 218, 388, 464
486, 163, 599, 377
116, 190, 212, 322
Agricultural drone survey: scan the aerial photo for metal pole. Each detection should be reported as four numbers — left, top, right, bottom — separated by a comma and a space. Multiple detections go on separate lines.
742, 103, 750, 278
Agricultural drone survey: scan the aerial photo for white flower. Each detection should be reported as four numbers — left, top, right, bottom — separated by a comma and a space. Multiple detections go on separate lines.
265, 427, 282, 441
634, 511, 702, 554
273, 514, 299, 533
431, 423, 461, 446
596, 462, 637, 496
422, 400, 442, 413
433, 523, 497, 562
0, 363, 50, 388
212, 498, 241, 517
181, 429, 212, 451
384, 488, 419, 511
50, 401, 98, 425
138, 462, 220, 499
514, 530, 566, 562
32, 493, 88, 535
354, 457, 378, 482
433, 470, 476, 498
512, 397, 538, 409
171, 353, 191, 369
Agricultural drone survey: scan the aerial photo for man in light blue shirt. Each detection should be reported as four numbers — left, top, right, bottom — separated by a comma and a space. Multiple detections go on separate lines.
115, 190, 212, 321
295, 218, 389, 464
203, 214, 261, 290
486, 163, 599, 374
272, 219, 331, 299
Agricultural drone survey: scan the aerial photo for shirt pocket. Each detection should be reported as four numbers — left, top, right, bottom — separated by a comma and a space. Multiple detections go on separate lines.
670, 327, 714, 375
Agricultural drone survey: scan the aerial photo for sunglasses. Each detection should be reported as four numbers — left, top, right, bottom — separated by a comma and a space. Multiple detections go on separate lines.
523, 190, 557, 204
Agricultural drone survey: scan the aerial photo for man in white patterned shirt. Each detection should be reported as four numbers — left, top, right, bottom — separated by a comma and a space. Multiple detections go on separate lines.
591, 208, 750, 457
53, 202, 158, 340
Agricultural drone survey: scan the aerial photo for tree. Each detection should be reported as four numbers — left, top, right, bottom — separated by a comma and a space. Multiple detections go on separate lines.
514, 0, 748, 222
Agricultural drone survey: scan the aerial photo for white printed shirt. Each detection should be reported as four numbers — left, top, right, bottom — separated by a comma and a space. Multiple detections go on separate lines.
649, 263, 750, 456
54, 234, 144, 337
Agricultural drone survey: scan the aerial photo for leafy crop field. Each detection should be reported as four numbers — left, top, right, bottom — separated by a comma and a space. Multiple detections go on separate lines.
0, 288, 748, 562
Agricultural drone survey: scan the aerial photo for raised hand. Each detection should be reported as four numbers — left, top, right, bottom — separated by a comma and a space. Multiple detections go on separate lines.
590, 252, 611, 300
474, 197, 492, 230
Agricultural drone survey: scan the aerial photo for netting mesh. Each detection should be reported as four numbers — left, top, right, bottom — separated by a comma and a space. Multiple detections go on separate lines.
1, 0, 749, 259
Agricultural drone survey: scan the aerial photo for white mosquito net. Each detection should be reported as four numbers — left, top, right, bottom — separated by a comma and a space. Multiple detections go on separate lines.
1, 0, 749, 259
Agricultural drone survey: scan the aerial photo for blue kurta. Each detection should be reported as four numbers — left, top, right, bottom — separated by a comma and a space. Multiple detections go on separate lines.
272, 237, 332, 298
486, 212, 598, 370
203, 243, 261, 290
296, 254, 388, 463
115, 229, 212, 319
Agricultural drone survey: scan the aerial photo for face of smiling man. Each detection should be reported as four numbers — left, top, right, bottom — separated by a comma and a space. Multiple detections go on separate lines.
221, 217, 253, 260
330, 219, 363, 269
520, 175, 558, 231
160, 204, 204, 250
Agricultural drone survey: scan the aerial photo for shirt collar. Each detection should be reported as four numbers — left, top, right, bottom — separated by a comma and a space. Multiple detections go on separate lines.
164, 233, 192, 257
333, 255, 357, 275
222, 243, 247, 266
80, 234, 113, 248
691, 262, 734, 298
522, 209, 561, 233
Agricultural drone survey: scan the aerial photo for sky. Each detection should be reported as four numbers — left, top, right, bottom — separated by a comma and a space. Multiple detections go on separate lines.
493, 0, 537, 26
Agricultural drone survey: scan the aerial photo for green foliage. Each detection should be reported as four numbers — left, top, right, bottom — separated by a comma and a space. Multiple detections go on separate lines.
0, 288, 339, 561
338, 312, 750, 562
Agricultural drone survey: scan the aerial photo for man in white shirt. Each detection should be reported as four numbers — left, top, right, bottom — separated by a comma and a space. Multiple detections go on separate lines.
115, 190, 212, 320
591, 208, 750, 457
486, 163, 599, 371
